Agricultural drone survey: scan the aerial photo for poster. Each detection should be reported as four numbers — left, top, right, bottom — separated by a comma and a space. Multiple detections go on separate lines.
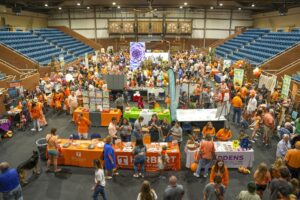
223, 59, 232, 70
233, 68, 244, 86
281, 75, 291, 98
130, 42, 145, 70
258, 74, 277, 93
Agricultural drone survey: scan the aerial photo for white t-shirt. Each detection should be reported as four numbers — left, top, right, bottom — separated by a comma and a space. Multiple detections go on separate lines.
95, 169, 105, 187
137, 189, 157, 200
68, 95, 78, 108
247, 98, 257, 113
108, 122, 118, 137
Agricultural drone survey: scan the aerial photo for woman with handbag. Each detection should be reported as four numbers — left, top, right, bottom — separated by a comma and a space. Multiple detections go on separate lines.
46, 128, 61, 173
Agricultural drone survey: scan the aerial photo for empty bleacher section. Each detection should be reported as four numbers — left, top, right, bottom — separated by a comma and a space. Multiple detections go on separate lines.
33, 28, 94, 58
0, 28, 95, 66
216, 29, 300, 66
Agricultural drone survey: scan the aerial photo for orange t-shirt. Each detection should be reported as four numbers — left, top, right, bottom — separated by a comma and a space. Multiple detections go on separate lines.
232, 96, 243, 108
209, 165, 229, 186
216, 129, 232, 141
77, 117, 91, 134
31, 106, 41, 119
202, 126, 216, 137
199, 141, 215, 160
253, 170, 271, 185
271, 91, 279, 101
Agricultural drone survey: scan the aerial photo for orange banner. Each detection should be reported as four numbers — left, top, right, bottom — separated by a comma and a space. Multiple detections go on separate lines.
55, 139, 181, 171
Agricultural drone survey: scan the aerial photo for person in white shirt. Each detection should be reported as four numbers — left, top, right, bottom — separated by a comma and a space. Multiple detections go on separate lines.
276, 134, 291, 159
44, 81, 53, 96
92, 159, 107, 200
68, 91, 78, 115
137, 180, 157, 200
247, 94, 257, 114
108, 117, 119, 143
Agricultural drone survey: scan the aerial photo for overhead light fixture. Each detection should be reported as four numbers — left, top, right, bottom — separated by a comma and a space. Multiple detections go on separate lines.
44, 3, 48, 7
87, 6, 90, 9
210, 6, 214, 10
58, 7, 62, 10
179, 6, 183, 9
117, 5, 121, 9
238, 7, 242, 10
77, 2, 81, 6
184, 2, 188, 6
112, 2, 116, 6
219, 2, 223, 6
251, 3, 255, 7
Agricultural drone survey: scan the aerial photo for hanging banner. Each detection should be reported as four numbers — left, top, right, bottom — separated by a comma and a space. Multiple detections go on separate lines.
223, 60, 232, 70
59, 54, 64, 71
258, 74, 277, 93
233, 68, 244, 86
168, 69, 177, 121
291, 82, 298, 100
281, 75, 291, 98
85, 53, 89, 68
130, 42, 145, 70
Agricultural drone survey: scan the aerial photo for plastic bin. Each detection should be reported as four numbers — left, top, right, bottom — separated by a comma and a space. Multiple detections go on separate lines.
36, 138, 47, 161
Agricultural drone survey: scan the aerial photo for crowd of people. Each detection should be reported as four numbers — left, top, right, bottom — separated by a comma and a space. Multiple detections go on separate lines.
1, 49, 300, 200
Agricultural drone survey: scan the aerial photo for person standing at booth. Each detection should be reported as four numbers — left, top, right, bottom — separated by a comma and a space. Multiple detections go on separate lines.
148, 114, 161, 142
76, 113, 91, 139
103, 136, 118, 179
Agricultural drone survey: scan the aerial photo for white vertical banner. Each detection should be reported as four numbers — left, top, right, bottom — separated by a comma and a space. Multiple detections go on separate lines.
85, 53, 89, 68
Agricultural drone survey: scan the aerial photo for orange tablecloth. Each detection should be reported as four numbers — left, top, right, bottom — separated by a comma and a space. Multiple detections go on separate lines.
100, 109, 122, 126
72, 107, 90, 122
55, 139, 181, 171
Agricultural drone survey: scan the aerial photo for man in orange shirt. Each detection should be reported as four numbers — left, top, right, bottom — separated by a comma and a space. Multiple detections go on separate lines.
216, 126, 232, 141
194, 135, 215, 178
76, 113, 91, 139
262, 108, 275, 146
285, 141, 300, 179
271, 88, 279, 103
231, 92, 243, 124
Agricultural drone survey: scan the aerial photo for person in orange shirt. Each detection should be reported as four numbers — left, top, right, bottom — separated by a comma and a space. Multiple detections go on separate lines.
271, 88, 279, 103
35, 99, 47, 127
240, 85, 248, 101
30, 102, 42, 132
216, 126, 232, 141
209, 159, 229, 187
202, 122, 216, 139
76, 113, 91, 139
231, 92, 243, 124
285, 141, 300, 179
53, 91, 62, 111
253, 162, 271, 198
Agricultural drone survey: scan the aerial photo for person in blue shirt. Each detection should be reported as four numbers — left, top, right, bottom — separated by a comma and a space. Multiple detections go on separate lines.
0, 162, 23, 200
103, 136, 118, 179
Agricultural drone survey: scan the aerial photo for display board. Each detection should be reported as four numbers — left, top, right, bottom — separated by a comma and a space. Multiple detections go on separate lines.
82, 89, 110, 111
103, 74, 126, 90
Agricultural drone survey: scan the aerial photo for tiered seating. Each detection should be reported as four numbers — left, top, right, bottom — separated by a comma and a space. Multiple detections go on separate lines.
292, 73, 300, 82
34, 28, 94, 57
216, 29, 300, 66
0, 31, 65, 65
216, 29, 269, 58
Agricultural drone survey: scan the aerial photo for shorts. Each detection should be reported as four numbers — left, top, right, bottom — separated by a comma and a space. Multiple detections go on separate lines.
79, 133, 88, 139
48, 149, 58, 156
263, 125, 273, 137
256, 184, 267, 192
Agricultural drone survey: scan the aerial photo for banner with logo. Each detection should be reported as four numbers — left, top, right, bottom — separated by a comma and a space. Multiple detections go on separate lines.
233, 68, 244, 86
281, 75, 291, 98
168, 69, 177, 121
130, 42, 145, 70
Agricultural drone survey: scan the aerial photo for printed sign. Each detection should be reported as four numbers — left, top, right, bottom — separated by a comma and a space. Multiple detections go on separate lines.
233, 68, 244, 86
281, 75, 291, 98
130, 42, 145, 70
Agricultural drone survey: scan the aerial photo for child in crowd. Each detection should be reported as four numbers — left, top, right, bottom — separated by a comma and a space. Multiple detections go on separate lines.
158, 145, 169, 179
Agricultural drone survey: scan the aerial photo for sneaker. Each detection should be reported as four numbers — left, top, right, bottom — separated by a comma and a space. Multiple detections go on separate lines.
253, 138, 258, 141
193, 173, 200, 178
250, 140, 255, 143
31, 128, 36, 131
140, 174, 144, 178
133, 174, 139, 178
265, 143, 269, 147
203, 174, 208, 178
105, 176, 112, 180
114, 172, 119, 176
38, 128, 42, 132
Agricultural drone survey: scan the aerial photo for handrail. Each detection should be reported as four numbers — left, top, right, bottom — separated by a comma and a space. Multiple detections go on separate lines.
260, 42, 300, 67
275, 58, 300, 75
0, 58, 21, 74
0, 42, 39, 67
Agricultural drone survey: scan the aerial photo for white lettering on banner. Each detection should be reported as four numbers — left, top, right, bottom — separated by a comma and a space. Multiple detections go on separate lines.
117, 156, 129, 165
75, 152, 81, 157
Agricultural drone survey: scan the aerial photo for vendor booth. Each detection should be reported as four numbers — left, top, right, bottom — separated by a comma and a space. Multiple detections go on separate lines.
123, 108, 171, 124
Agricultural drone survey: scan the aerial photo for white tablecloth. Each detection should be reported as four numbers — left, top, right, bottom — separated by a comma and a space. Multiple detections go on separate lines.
176, 109, 226, 122
185, 141, 254, 169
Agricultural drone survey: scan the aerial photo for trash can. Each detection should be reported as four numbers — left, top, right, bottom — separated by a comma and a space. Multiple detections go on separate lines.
36, 138, 47, 161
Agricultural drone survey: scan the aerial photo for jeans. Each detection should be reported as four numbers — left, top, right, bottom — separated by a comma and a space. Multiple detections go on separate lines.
195, 158, 212, 176
133, 130, 142, 140
232, 107, 242, 124
121, 134, 131, 142
93, 185, 107, 200
32, 119, 40, 130
287, 165, 300, 179
134, 156, 145, 175
2, 184, 23, 200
